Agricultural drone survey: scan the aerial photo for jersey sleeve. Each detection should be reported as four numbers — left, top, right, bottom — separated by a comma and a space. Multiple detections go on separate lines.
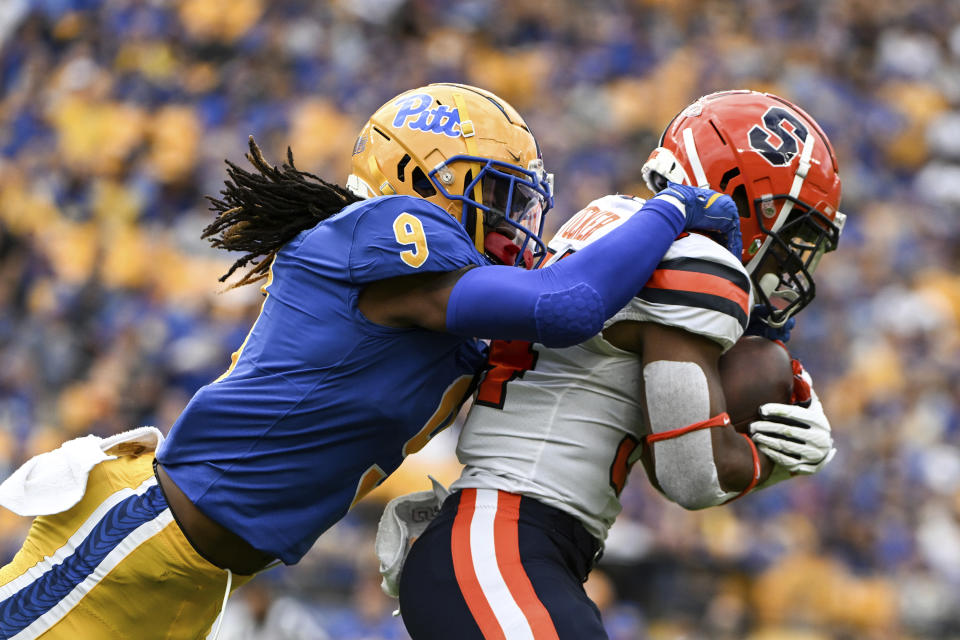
289, 195, 486, 284
545, 194, 642, 262
348, 196, 485, 282
607, 233, 753, 351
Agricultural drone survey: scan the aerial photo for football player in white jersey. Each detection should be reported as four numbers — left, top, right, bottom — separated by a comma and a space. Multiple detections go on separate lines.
382, 91, 845, 640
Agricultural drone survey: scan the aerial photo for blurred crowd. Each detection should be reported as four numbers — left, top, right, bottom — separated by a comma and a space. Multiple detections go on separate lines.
2, 0, 960, 638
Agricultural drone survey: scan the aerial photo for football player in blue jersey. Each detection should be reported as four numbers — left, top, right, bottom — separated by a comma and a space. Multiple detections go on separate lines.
0, 83, 742, 639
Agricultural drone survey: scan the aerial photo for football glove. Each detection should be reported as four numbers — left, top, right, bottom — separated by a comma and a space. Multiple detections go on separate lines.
655, 182, 743, 258
375, 477, 450, 598
745, 304, 796, 342
749, 359, 836, 475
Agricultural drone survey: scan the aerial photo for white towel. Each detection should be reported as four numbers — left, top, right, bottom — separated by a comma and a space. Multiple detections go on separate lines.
0, 426, 164, 517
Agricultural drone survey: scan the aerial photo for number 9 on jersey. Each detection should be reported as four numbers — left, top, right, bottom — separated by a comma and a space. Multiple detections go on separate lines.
393, 213, 429, 268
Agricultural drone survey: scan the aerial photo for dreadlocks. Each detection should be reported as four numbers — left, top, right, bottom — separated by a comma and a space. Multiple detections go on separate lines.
203, 136, 363, 288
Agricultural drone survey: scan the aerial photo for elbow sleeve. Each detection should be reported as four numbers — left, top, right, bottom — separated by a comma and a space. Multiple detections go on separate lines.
532, 282, 605, 347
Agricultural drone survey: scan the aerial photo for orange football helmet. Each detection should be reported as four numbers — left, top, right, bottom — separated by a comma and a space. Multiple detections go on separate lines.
347, 83, 553, 268
642, 90, 845, 326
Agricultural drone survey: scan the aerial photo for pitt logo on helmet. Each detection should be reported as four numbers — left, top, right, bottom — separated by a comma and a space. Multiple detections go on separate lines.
392, 93, 463, 138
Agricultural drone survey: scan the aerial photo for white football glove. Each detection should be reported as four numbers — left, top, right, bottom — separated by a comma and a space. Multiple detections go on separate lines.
749, 365, 836, 475
375, 477, 450, 598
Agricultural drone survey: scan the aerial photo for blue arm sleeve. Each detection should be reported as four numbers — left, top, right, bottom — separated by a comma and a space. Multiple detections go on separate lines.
446, 196, 685, 347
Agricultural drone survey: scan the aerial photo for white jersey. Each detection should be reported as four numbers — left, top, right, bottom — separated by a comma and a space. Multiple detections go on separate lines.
452, 194, 753, 541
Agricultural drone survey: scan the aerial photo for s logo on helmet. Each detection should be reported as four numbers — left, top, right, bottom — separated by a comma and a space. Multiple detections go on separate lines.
748, 106, 809, 166
392, 93, 462, 138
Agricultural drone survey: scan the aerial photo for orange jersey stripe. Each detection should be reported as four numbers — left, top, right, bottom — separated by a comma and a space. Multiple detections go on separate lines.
492, 493, 560, 640
646, 268, 750, 316
451, 489, 506, 640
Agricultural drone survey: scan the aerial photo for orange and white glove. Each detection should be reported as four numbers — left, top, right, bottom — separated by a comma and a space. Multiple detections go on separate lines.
749, 359, 836, 475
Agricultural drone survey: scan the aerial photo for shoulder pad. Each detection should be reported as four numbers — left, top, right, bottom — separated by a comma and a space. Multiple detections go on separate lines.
546, 195, 645, 260
608, 234, 753, 351
287, 195, 486, 284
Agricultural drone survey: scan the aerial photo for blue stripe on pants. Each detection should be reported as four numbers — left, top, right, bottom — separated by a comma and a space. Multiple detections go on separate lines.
0, 484, 167, 637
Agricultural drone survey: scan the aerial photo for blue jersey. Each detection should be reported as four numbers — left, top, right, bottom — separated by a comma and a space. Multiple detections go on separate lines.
156, 195, 488, 564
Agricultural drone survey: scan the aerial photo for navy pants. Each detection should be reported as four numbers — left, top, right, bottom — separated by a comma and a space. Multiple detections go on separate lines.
399, 488, 607, 639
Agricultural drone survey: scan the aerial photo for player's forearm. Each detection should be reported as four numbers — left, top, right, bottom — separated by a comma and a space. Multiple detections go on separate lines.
643, 360, 740, 510
711, 425, 775, 492
538, 195, 685, 322
445, 197, 684, 347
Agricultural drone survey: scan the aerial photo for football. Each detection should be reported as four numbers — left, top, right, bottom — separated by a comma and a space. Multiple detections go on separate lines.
718, 336, 794, 433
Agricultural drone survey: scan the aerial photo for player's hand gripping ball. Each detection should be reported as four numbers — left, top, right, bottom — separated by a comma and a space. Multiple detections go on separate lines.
719, 336, 836, 475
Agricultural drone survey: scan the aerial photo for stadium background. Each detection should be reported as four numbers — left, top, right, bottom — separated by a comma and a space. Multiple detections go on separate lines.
1, 0, 960, 638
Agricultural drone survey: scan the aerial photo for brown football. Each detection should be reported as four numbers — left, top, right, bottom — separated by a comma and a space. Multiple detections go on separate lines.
718, 336, 794, 433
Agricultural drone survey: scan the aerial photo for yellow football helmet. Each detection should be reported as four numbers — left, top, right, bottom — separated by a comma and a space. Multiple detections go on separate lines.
346, 83, 553, 268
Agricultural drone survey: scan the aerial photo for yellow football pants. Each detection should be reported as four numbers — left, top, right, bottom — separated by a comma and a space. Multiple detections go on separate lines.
0, 454, 252, 639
